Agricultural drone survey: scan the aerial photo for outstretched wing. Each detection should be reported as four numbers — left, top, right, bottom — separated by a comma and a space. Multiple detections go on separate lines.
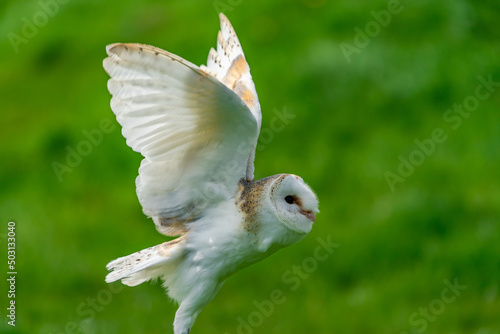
201, 13, 262, 179
103, 37, 259, 236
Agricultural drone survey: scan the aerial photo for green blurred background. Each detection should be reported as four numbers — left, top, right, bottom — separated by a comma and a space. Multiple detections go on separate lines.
1, 0, 499, 333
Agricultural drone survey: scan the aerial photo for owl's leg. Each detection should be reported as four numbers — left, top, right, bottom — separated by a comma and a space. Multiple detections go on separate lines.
172, 281, 225, 334
173, 299, 202, 334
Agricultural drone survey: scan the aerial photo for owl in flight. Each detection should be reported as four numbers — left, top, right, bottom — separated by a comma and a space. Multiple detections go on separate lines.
104, 13, 319, 334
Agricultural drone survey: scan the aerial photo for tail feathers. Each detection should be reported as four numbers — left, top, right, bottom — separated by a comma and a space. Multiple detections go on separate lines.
106, 237, 185, 286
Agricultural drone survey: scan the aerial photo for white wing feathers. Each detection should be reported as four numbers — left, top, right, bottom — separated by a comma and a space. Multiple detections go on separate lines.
103, 15, 260, 236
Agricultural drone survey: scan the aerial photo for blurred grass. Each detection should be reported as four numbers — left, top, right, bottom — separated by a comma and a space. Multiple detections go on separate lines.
1, 0, 499, 333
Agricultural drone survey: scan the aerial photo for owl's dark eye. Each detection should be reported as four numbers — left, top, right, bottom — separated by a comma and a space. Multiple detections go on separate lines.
284, 195, 295, 204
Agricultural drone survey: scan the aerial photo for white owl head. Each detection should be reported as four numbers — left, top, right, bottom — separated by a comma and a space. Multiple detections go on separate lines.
269, 174, 319, 234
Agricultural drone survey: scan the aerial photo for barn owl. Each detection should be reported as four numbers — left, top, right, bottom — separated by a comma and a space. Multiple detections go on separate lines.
103, 13, 319, 334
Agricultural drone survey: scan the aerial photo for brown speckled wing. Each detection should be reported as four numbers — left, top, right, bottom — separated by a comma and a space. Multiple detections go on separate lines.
202, 14, 261, 128
201, 14, 262, 181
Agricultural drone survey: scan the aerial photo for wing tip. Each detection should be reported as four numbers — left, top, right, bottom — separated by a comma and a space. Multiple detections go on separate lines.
104, 43, 128, 72
219, 12, 228, 23
219, 13, 237, 38
106, 43, 123, 56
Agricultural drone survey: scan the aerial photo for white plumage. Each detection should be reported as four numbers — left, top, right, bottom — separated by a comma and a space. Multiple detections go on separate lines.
104, 14, 319, 334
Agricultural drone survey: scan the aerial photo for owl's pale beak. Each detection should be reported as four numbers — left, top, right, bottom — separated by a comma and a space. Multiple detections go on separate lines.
300, 209, 316, 222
